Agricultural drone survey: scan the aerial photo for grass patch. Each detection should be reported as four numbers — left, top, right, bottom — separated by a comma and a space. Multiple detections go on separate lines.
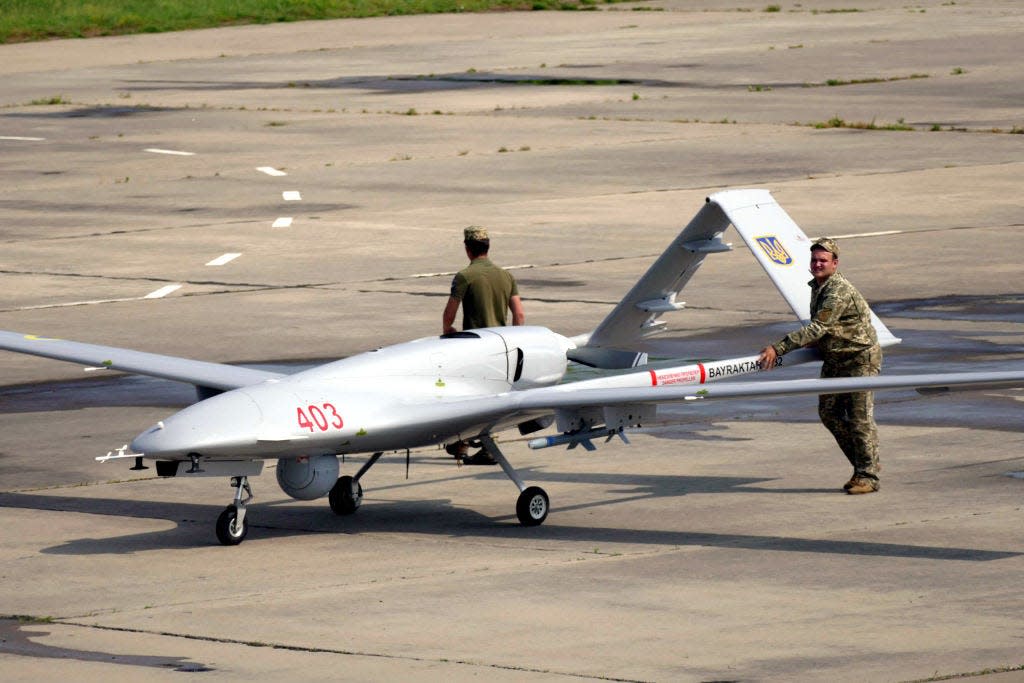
805, 73, 929, 88
808, 115, 915, 131
5, 614, 56, 623
0, 0, 629, 44
29, 95, 71, 105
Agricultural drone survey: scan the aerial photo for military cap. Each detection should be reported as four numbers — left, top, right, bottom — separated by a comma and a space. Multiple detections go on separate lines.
463, 225, 489, 241
811, 237, 839, 257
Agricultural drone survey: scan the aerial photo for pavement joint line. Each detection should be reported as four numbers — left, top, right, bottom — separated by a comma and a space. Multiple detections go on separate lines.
0, 219, 266, 243
45, 618, 650, 683
12, 297, 151, 310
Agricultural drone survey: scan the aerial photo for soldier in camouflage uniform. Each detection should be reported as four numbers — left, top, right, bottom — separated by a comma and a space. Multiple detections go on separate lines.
758, 237, 882, 495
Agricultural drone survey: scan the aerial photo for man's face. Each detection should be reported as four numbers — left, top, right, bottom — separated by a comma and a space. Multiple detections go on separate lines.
809, 247, 838, 282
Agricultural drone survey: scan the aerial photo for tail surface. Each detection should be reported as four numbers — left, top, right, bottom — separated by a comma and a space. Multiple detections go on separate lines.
714, 189, 900, 347
571, 189, 899, 368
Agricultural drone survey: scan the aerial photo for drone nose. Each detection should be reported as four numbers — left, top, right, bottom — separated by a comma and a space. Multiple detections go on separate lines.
131, 389, 263, 458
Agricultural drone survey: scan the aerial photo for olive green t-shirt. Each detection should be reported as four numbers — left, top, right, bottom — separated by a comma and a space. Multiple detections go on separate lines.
449, 257, 519, 330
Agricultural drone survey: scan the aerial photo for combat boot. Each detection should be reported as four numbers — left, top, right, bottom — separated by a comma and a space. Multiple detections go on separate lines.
846, 478, 878, 495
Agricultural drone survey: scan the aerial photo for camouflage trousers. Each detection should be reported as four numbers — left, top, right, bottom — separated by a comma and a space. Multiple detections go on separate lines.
818, 348, 882, 482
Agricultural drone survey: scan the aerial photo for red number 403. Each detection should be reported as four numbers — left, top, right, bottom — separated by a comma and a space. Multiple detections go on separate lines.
296, 403, 344, 432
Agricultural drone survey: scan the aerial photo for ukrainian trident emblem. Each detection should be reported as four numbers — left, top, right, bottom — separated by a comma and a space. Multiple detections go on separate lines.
755, 235, 792, 265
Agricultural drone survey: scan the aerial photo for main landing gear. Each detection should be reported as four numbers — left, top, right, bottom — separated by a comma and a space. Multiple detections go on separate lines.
324, 441, 550, 527
328, 452, 382, 516
478, 434, 550, 526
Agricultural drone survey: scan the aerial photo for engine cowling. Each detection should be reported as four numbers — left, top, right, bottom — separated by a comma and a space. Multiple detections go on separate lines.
276, 454, 340, 500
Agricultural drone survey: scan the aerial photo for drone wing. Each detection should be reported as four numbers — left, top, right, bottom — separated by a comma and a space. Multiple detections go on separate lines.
0, 330, 283, 391
513, 369, 1024, 411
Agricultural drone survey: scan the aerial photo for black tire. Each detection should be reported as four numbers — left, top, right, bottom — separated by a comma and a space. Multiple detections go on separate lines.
516, 486, 549, 526
329, 475, 363, 515
216, 505, 248, 545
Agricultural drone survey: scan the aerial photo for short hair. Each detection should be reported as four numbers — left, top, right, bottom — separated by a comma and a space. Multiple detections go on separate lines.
464, 238, 490, 257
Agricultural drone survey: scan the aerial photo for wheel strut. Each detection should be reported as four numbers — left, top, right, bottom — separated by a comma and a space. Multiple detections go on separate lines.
478, 434, 550, 527
231, 475, 254, 526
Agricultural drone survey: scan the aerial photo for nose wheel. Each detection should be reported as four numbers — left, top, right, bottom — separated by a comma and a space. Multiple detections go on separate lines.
216, 505, 248, 545
216, 476, 253, 545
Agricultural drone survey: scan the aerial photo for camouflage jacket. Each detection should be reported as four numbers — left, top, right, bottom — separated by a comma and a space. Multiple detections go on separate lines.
773, 271, 879, 361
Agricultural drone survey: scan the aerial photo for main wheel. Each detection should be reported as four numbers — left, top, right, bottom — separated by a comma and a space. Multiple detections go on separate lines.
516, 486, 549, 526
329, 475, 363, 515
216, 505, 248, 545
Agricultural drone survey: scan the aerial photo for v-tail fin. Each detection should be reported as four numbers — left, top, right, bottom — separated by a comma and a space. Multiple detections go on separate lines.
571, 189, 900, 368
569, 196, 736, 368
713, 189, 900, 348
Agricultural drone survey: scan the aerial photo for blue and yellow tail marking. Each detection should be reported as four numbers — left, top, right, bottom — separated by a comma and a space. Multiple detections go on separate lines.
754, 235, 792, 266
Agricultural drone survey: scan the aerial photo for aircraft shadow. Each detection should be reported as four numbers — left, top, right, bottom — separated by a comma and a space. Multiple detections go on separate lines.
0, 488, 1016, 562
0, 618, 203, 672
371, 463, 832, 498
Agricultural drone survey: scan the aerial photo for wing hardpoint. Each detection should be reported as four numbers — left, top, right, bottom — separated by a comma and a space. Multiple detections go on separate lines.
573, 189, 899, 365
0, 330, 283, 390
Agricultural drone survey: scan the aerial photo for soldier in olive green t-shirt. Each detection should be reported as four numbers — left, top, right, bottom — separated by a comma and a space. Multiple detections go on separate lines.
442, 226, 525, 335
441, 226, 526, 465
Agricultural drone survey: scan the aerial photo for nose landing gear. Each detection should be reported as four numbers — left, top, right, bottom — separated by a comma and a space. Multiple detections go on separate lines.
216, 475, 253, 546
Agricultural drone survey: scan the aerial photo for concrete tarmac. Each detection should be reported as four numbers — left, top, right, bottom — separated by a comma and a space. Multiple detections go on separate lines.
1, 1, 1023, 680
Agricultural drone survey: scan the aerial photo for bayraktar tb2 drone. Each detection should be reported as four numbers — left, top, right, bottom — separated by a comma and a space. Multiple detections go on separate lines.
3, 189, 1022, 545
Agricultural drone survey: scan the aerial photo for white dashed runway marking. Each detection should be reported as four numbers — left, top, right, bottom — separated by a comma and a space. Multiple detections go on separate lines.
144, 148, 195, 156
144, 284, 183, 298
272, 217, 293, 228
206, 253, 242, 267
282, 191, 302, 201
1, 136, 45, 141
257, 167, 288, 176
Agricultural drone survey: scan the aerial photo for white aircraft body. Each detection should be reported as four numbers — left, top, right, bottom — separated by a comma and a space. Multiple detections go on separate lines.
2, 189, 1022, 545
